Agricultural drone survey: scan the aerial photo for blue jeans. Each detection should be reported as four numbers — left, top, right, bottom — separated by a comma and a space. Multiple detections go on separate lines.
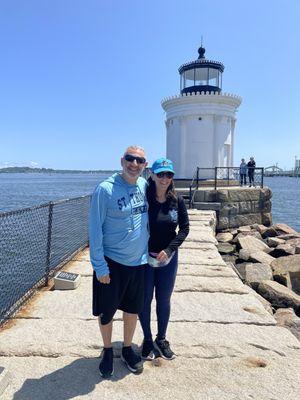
139, 251, 178, 341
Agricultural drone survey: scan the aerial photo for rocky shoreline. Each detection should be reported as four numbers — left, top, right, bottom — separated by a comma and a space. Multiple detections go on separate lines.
216, 222, 300, 340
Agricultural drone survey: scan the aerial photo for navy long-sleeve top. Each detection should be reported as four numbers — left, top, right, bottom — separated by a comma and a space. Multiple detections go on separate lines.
148, 195, 189, 257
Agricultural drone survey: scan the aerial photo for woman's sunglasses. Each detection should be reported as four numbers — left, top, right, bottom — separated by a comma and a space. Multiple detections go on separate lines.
156, 172, 174, 179
124, 154, 146, 164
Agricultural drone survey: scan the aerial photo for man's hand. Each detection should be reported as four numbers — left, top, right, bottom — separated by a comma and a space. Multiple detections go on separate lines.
98, 274, 110, 284
156, 250, 168, 263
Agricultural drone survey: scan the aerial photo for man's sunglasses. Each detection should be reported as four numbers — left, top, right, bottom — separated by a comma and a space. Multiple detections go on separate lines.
156, 171, 174, 179
124, 154, 146, 164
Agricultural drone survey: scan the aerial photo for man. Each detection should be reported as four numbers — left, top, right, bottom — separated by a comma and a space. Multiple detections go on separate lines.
239, 158, 247, 186
247, 156, 256, 187
89, 145, 148, 378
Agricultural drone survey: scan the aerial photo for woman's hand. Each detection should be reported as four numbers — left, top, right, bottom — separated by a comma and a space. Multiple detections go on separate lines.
98, 274, 110, 284
156, 250, 168, 263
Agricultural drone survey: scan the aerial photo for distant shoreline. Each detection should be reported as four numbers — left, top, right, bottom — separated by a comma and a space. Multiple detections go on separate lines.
0, 167, 119, 174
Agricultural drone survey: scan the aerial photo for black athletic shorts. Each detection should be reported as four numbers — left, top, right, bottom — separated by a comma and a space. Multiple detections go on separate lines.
92, 256, 145, 325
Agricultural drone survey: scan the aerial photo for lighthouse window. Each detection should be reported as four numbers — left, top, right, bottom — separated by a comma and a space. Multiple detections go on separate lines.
184, 69, 195, 87
208, 68, 219, 87
195, 68, 208, 86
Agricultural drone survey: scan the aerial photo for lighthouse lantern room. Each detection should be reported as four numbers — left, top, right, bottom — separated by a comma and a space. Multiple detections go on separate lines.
161, 46, 242, 179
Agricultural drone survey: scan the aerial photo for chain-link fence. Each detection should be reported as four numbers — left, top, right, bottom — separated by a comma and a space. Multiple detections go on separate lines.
0, 195, 90, 326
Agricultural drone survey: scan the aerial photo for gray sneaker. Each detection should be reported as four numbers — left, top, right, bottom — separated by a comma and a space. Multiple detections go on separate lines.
121, 346, 143, 373
154, 338, 175, 360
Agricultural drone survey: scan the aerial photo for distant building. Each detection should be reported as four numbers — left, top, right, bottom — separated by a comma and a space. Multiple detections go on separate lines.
161, 46, 242, 179
295, 159, 300, 171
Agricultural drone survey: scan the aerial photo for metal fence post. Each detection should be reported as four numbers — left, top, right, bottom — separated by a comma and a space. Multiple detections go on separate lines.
227, 167, 230, 187
45, 202, 54, 286
196, 167, 199, 190
214, 167, 217, 190
261, 168, 264, 188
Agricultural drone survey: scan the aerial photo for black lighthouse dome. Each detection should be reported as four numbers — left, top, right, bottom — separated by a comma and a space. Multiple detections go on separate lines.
179, 46, 224, 94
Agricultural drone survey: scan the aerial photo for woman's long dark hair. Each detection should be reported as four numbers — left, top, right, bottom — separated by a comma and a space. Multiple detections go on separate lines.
146, 175, 177, 207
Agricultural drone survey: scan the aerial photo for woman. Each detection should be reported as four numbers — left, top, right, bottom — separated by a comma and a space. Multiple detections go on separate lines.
139, 157, 189, 360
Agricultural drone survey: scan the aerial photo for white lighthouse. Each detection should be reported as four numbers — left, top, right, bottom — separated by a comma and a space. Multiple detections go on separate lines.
161, 46, 242, 179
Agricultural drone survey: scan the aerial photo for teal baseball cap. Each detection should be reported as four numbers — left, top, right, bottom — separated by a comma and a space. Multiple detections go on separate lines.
151, 157, 175, 174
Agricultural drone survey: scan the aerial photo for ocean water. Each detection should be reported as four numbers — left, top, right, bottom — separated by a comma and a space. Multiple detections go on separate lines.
0, 172, 110, 212
0, 173, 299, 231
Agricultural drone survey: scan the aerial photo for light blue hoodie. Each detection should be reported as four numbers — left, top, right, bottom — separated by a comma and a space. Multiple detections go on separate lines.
89, 173, 149, 278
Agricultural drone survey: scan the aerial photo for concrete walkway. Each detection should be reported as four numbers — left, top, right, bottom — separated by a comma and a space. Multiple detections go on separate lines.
1, 210, 300, 400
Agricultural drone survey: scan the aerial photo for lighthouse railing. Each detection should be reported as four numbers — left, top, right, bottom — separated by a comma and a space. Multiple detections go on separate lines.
188, 167, 265, 207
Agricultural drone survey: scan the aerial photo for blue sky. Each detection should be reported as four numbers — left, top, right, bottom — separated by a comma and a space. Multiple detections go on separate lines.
0, 0, 299, 170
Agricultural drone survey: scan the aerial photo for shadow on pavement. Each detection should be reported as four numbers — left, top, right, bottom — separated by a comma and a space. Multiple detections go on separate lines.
12, 352, 137, 400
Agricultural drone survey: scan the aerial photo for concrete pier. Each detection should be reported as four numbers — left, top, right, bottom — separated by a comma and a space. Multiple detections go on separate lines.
0, 210, 300, 399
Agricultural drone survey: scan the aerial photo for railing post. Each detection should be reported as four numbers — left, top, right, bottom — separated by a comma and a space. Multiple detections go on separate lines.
227, 167, 230, 187
196, 167, 199, 190
261, 168, 264, 188
214, 167, 217, 190
45, 202, 54, 286
189, 186, 192, 209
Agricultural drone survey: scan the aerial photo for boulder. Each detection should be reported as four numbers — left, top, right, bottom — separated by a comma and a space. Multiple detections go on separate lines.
237, 226, 252, 233
296, 246, 300, 255
217, 243, 235, 254
244, 285, 273, 315
238, 249, 251, 261
269, 244, 295, 258
273, 223, 298, 235
234, 262, 249, 280
232, 231, 263, 244
271, 255, 300, 293
238, 235, 270, 253
274, 308, 300, 341
277, 233, 300, 241
267, 237, 285, 248
286, 238, 300, 248
252, 224, 268, 235
216, 232, 233, 243
257, 280, 300, 315
249, 251, 275, 266
261, 227, 278, 238
244, 263, 273, 290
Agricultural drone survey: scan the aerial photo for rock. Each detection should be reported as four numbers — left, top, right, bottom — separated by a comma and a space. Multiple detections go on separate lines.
273, 223, 298, 235
269, 244, 296, 258
274, 308, 300, 341
252, 224, 268, 235
221, 254, 238, 264
234, 262, 249, 280
261, 227, 278, 238
249, 251, 275, 265
217, 243, 235, 254
238, 235, 270, 253
232, 231, 263, 244
286, 238, 300, 248
243, 285, 273, 315
267, 237, 285, 248
296, 246, 300, 255
261, 212, 272, 226
237, 226, 252, 233
271, 255, 300, 293
257, 280, 300, 315
244, 263, 273, 290
277, 233, 300, 241
216, 232, 233, 243
239, 249, 251, 261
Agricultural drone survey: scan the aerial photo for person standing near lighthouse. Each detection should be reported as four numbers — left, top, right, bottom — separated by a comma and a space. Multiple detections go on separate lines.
89, 145, 149, 378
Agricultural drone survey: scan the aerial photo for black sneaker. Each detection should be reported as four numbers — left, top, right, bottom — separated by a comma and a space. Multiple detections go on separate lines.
154, 338, 175, 360
99, 347, 114, 378
141, 339, 155, 360
121, 346, 143, 373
